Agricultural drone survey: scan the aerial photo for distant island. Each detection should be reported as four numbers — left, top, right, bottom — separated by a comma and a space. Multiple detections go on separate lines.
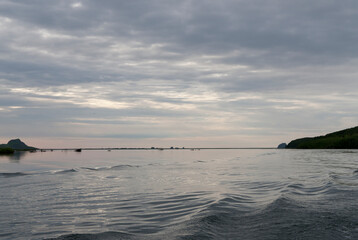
0, 139, 37, 154
285, 126, 358, 149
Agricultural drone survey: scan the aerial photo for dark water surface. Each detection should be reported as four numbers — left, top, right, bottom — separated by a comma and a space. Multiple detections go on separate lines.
0, 149, 357, 239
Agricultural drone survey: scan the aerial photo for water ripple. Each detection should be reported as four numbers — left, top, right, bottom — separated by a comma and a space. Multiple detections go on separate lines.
1, 149, 358, 240
0, 172, 28, 178
82, 165, 139, 171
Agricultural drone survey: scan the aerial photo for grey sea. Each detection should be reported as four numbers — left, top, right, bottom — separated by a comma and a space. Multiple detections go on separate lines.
0, 149, 357, 240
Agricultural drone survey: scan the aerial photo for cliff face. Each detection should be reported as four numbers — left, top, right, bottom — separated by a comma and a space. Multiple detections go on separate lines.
286, 126, 358, 149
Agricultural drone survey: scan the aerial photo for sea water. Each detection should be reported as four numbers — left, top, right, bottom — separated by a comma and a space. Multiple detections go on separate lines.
0, 149, 357, 239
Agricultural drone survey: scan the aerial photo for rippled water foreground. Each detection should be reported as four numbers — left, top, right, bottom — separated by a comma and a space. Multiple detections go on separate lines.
1, 149, 357, 239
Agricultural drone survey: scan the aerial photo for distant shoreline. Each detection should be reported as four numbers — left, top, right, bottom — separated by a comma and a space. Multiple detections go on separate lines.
36, 147, 276, 151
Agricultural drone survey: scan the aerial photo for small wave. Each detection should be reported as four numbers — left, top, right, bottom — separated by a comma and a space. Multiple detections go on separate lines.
0, 169, 79, 178
179, 195, 358, 240
111, 165, 139, 170
0, 172, 28, 178
262, 195, 299, 211
286, 181, 332, 196
330, 172, 358, 187
215, 194, 255, 209
81, 167, 103, 171
186, 193, 256, 222
258, 152, 277, 157
82, 165, 139, 172
46, 231, 135, 240
54, 169, 78, 174
247, 181, 286, 192
340, 150, 358, 154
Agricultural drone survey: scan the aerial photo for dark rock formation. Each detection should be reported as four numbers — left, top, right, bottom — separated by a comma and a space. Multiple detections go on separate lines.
277, 143, 287, 149
0, 139, 37, 150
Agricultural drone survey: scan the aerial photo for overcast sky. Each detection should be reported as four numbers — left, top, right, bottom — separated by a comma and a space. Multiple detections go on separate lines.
1, 0, 358, 148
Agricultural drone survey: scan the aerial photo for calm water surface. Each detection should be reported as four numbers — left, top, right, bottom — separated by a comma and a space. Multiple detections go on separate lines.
0, 149, 357, 239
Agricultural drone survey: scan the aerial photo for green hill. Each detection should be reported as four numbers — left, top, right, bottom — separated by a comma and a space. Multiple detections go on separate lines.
286, 126, 358, 149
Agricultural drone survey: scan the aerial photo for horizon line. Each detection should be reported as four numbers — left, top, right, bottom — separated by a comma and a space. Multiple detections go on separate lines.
36, 147, 277, 151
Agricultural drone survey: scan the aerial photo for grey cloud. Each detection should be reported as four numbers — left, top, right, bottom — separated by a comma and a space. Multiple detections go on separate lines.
3, 1, 358, 56
1, 0, 357, 87
0, 95, 30, 107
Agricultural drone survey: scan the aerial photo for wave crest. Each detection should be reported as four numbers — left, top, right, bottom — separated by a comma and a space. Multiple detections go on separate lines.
0, 172, 28, 178
46, 231, 134, 240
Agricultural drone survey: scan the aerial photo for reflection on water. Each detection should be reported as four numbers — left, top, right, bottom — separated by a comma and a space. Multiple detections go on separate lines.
7, 151, 29, 162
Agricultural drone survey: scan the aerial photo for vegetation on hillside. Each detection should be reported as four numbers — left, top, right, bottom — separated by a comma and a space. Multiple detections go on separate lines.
286, 126, 358, 149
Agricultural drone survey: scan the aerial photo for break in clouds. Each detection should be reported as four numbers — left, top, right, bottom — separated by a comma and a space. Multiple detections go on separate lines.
1, 0, 358, 147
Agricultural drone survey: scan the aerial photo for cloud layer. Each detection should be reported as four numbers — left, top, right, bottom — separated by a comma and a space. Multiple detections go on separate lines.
1, 0, 358, 147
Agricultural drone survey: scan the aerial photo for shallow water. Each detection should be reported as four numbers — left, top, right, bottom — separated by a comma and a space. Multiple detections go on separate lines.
0, 149, 357, 239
